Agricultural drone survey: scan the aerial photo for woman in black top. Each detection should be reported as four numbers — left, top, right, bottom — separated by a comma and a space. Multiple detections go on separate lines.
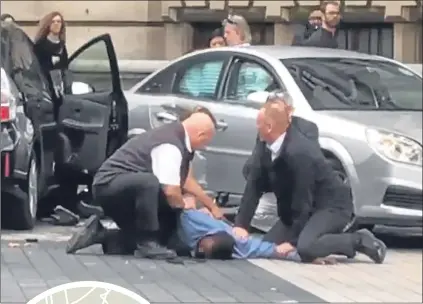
33, 11, 70, 101
33, 12, 82, 219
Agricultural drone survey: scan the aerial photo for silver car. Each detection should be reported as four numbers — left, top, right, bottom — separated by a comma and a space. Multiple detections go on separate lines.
120, 46, 422, 230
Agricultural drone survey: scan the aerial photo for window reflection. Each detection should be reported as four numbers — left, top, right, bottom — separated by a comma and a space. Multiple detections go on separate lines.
337, 23, 394, 58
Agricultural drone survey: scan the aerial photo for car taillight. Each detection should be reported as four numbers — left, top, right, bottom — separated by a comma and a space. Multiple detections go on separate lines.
0, 68, 17, 122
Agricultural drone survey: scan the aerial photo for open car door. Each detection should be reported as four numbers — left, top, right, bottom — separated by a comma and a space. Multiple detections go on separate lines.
58, 34, 128, 175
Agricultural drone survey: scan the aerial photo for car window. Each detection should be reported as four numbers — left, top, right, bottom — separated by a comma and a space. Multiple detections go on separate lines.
226, 60, 279, 101
135, 69, 173, 94
175, 59, 224, 99
69, 40, 111, 93
282, 58, 422, 111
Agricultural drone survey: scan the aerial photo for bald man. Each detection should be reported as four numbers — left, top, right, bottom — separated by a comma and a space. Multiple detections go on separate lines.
292, 10, 322, 45
233, 91, 387, 264
67, 107, 222, 259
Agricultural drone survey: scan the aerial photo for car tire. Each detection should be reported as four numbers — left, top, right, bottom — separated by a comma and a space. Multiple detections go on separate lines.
326, 157, 374, 232
12, 153, 39, 230
327, 157, 349, 185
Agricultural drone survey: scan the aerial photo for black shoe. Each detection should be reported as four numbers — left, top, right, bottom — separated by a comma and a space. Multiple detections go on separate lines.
66, 214, 105, 254
355, 229, 387, 264
77, 200, 104, 219
134, 241, 177, 260
52, 205, 80, 226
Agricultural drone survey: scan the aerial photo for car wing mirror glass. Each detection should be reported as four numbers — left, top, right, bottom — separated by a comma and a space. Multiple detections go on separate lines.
71, 81, 94, 95
247, 91, 270, 103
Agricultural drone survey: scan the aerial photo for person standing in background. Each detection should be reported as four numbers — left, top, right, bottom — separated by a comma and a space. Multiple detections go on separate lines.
208, 28, 226, 48
34, 11, 70, 100
292, 10, 323, 46
296, 1, 340, 48
33, 12, 82, 223
222, 14, 252, 47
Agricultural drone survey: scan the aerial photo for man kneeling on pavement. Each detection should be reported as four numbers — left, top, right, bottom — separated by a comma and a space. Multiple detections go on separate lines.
66, 106, 223, 259
234, 90, 387, 264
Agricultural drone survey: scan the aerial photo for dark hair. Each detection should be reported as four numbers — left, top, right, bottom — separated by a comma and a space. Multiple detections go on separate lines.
34, 11, 66, 43
192, 105, 217, 128
1, 14, 15, 22
320, 1, 340, 13
197, 232, 235, 260
208, 28, 224, 44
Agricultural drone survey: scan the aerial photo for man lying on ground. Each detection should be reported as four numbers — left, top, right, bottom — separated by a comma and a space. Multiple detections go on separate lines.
178, 207, 335, 264
67, 197, 334, 264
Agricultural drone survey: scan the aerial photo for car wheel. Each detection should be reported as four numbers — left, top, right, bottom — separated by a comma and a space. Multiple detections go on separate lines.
12, 153, 39, 230
326, 157, 374, 231
327, 157, 349, 185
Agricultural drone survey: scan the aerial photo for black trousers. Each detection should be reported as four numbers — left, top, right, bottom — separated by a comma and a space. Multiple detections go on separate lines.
92, 172, 179, 248
100, 227, 190, 256
263, 208, 357, 262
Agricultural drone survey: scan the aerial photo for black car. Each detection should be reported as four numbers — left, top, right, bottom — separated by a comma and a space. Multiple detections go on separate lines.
0, 21, 128, 230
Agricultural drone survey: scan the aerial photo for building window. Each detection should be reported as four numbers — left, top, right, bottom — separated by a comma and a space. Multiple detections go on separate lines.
337, 23, 394, 58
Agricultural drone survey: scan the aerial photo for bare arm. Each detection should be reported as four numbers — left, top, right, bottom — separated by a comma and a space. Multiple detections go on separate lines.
183, 166, 217, 211
162, 185, 185, 209
151, 144, 186, 209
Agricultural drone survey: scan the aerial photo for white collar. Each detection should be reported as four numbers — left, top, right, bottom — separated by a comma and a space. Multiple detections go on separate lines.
184, 128, 192, 152
267, 133, 286, 156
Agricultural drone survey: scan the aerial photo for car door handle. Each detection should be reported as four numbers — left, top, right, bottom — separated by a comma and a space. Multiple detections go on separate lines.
216, 119, 228, 131
155, 111, 178, 123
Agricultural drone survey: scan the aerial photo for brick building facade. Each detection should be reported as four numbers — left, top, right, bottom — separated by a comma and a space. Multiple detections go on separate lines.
1, 0, 422, 62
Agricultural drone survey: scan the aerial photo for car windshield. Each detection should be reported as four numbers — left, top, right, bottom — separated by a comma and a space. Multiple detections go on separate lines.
281, 58, 422, 111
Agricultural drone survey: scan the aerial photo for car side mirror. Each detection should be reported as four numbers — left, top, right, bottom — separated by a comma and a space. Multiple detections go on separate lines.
246, 91, 270, 103
71, 81, 94, 95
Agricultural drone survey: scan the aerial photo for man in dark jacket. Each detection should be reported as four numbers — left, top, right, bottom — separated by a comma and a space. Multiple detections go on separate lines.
297, 1, 340, 48
67, 108, 223, 259
291, 10, 322, 46
233, 91, 387, 264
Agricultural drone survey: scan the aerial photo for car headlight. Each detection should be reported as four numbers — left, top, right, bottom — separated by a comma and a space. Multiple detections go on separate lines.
366, 129, 422, 166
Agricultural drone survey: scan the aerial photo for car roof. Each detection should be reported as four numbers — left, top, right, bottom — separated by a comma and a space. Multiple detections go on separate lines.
247, 45, 385, 60
187, 45, 390, 62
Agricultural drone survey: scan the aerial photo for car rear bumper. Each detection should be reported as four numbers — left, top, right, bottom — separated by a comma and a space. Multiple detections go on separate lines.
1, 122, 27, 184
1, 122, 18, 152
1, 122, 18, 182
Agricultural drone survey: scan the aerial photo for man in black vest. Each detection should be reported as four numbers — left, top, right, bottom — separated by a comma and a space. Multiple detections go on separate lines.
233, 92, 387, 264
66, 108, 221, 259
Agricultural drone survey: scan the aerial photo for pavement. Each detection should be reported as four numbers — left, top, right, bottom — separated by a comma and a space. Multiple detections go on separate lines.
1, 222, 422, 304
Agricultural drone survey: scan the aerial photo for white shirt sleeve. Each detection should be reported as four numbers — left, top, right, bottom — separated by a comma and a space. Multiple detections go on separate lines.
150, 144, 182, 186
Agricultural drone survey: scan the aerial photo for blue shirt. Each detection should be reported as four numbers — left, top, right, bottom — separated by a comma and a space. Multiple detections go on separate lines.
178, 210, 301, 261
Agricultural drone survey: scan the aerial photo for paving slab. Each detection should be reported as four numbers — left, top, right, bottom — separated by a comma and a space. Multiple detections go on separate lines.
2, 222, 421, 303
251, 232, 423, 303
1, 238, 322, 304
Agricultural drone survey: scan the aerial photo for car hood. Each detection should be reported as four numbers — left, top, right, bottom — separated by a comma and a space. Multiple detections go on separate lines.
325, 111, 422, 144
